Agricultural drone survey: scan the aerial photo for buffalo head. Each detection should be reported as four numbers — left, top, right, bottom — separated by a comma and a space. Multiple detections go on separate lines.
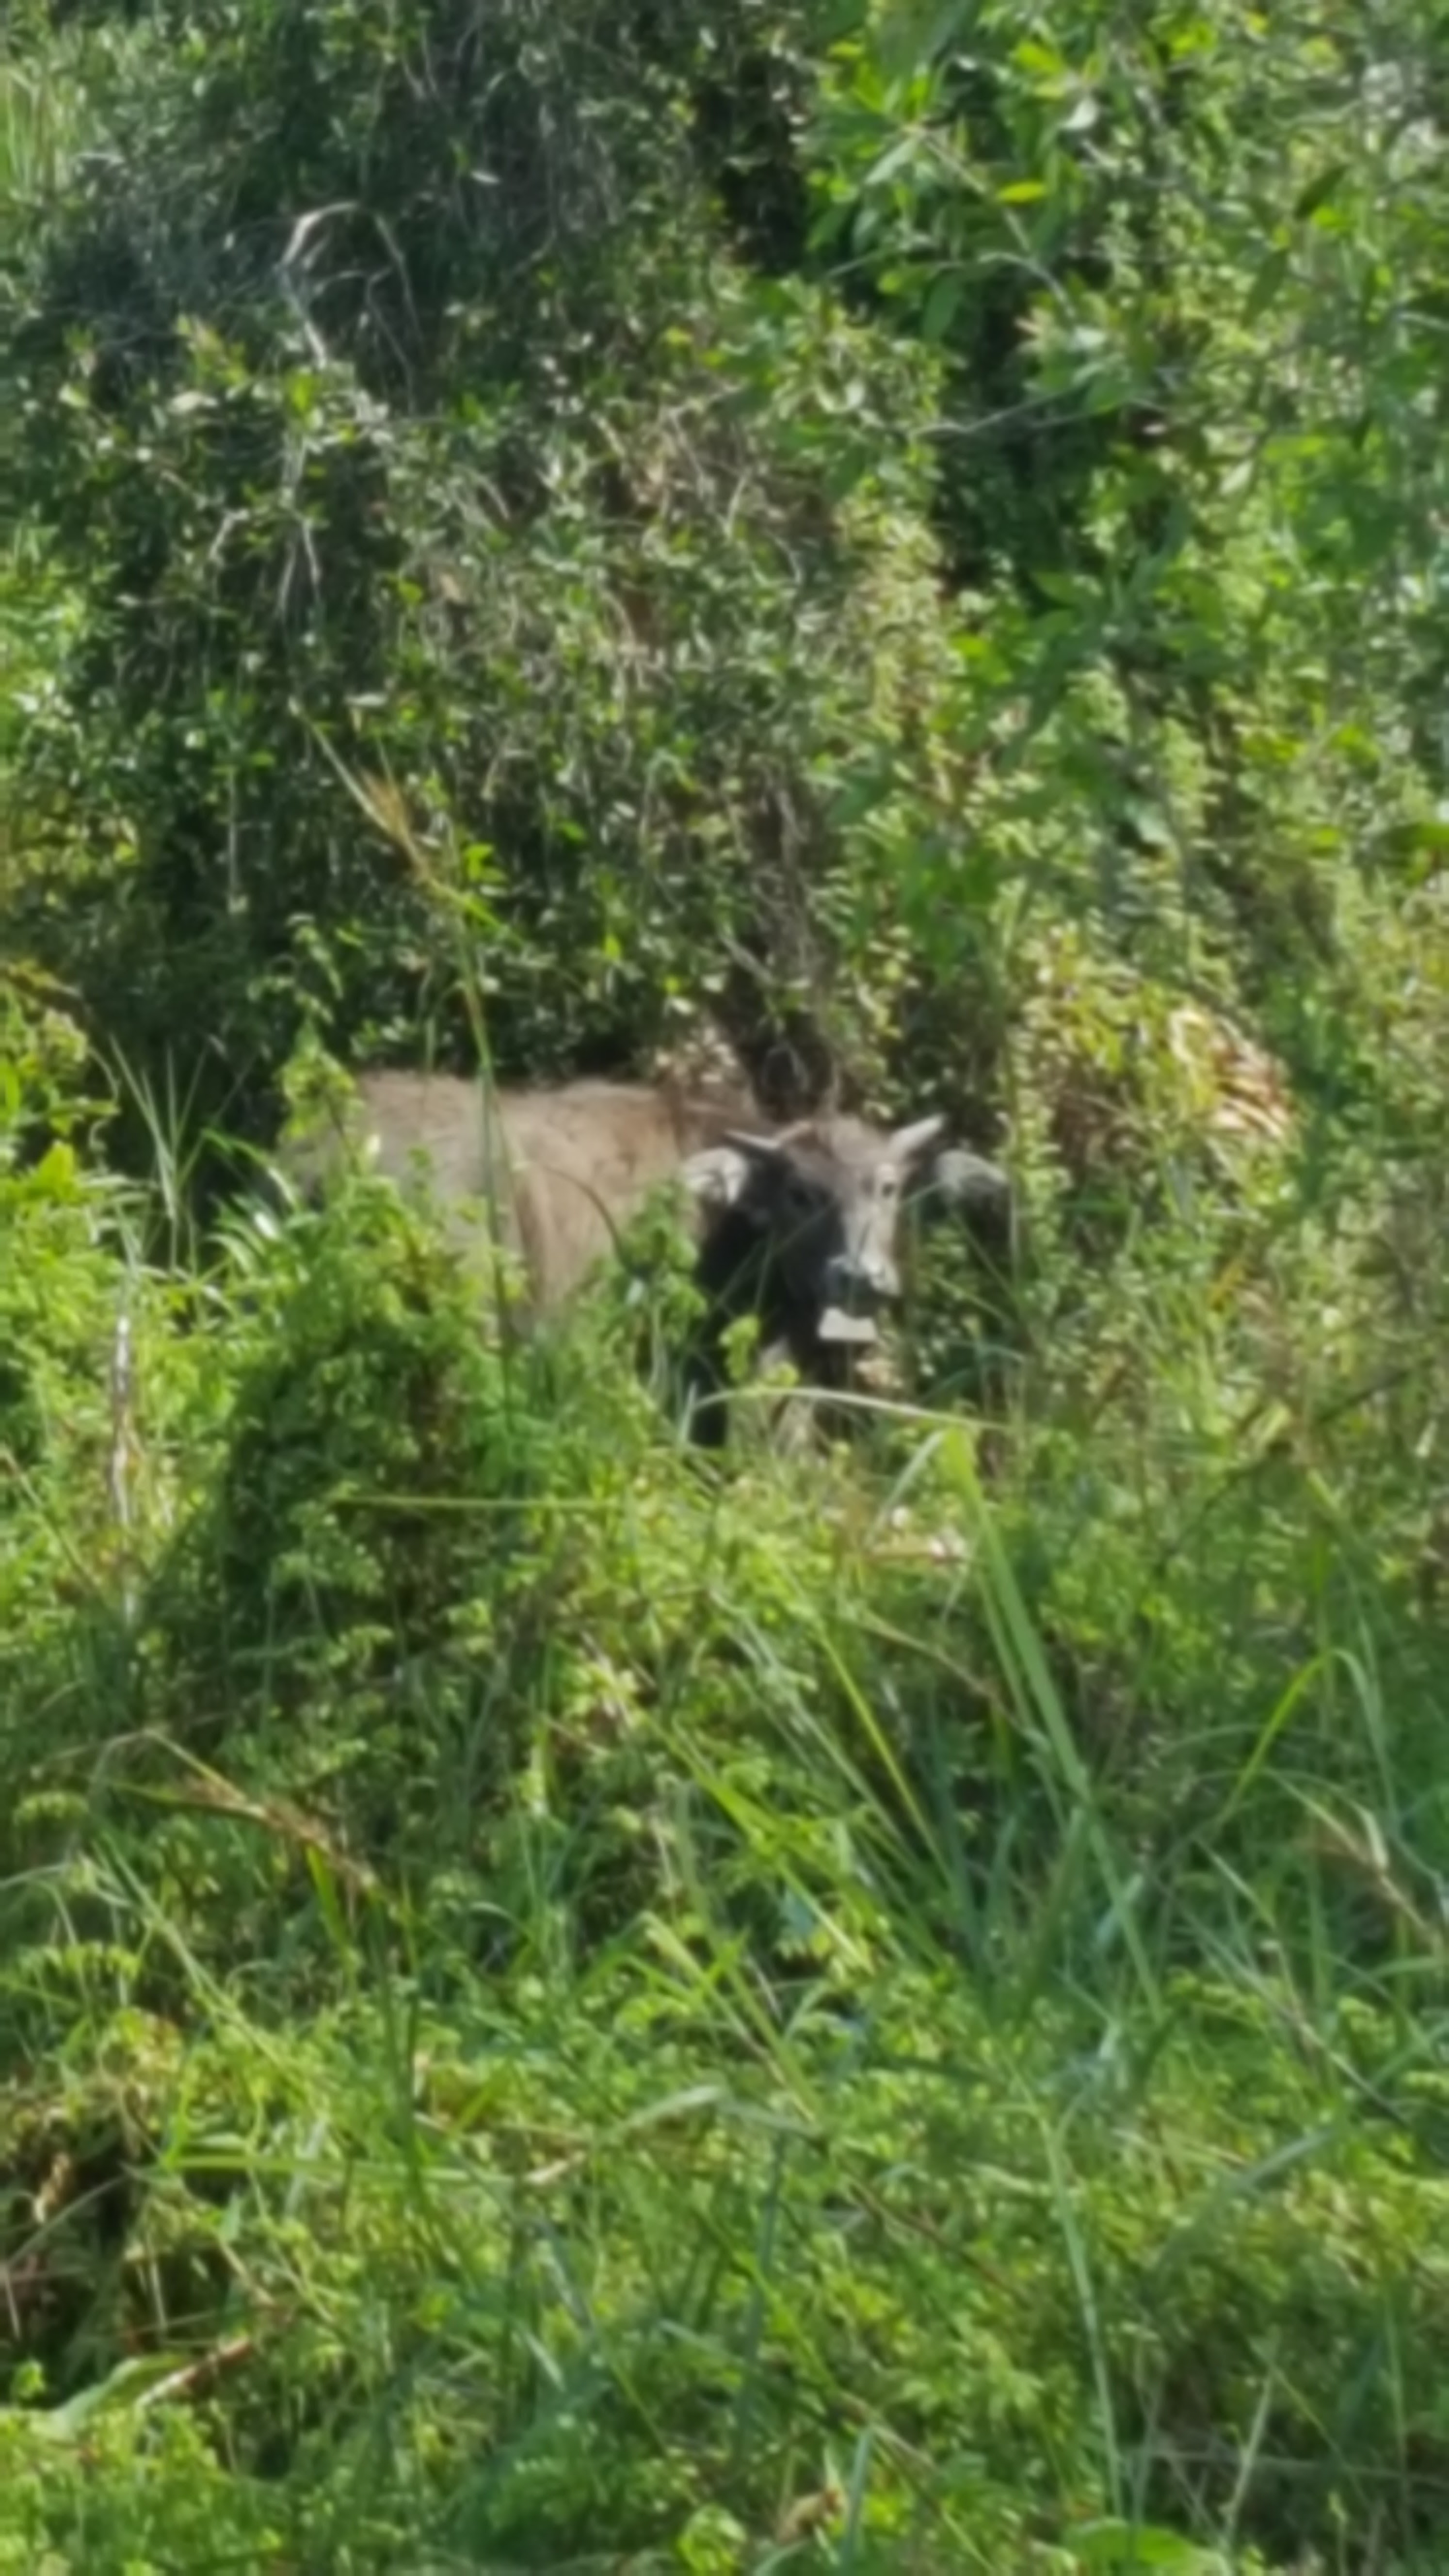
678, 1112, 1011, 1436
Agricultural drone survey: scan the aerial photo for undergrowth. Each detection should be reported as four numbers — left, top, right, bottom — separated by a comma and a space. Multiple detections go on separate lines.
3, 1018, 1449, 2575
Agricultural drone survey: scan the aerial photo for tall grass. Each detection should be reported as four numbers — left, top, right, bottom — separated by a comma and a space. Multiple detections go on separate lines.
3, 1069, 1449, 2569
0, 14, 116, 206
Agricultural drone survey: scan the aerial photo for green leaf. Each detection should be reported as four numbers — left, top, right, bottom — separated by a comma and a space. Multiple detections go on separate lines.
1244, 247, 1290, 320
1066, 2522, 1227, 2571
1294, 162, 1348, 220
1014, 39, 1065, 77
1406, 818, 1449, 852
920, 270, 965, 340
30, 2357, 193, 2443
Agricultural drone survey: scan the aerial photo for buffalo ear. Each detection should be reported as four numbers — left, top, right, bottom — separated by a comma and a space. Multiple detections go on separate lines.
888, 1113, 947, 1168
919, 1147, 1014, 1248
681, 1143, 753, 1211
930, 1146, 1011, 1205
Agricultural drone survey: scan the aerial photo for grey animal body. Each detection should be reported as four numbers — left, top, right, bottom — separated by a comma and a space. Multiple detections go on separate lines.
282, 1067, 1012, 1441
283, 1068, 756, 1305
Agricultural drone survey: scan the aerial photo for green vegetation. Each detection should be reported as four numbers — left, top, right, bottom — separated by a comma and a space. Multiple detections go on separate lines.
4, 1, 1449, 2565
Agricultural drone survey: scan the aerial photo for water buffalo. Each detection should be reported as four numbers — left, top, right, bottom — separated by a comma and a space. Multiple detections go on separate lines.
679, 1115, 1011, 1438
280, 1067, 1011, 1441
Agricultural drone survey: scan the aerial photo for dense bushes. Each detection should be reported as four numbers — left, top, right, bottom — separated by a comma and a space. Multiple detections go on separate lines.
5, 0, 1449, 2563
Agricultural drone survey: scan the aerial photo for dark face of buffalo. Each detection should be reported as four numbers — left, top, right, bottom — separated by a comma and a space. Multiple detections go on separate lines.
684, 1112, 966, 1370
